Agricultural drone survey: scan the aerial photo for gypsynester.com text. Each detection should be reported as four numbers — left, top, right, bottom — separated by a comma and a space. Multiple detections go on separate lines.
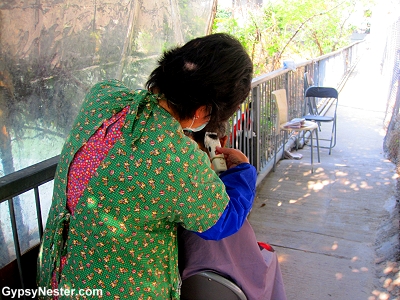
1, 286, 103, 298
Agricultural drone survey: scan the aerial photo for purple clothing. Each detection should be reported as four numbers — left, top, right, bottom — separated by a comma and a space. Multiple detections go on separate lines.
197, 163, 257, 240
179, 220, 287, 300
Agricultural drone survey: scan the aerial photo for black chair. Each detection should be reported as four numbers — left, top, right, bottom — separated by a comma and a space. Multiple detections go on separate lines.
302, 86, 338, 155
180, 271, 247, 300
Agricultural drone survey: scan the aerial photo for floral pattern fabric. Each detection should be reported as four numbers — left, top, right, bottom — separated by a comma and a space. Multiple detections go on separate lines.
51, 106, 129, 298
37, 80, 231, 299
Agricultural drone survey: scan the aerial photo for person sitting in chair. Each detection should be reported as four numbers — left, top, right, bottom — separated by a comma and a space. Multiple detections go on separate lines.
179, 121, 287, 300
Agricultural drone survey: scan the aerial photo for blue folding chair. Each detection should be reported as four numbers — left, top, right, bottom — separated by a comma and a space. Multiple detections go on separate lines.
302, 86, 338, 155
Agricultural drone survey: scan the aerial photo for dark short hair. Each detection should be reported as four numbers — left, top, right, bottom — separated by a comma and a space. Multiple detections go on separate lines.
146, 33, 253, 122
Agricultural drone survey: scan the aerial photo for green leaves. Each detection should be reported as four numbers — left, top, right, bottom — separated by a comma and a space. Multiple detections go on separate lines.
212, 0, 368, 74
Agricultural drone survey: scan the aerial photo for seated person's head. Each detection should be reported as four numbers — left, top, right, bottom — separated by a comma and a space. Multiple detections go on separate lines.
185, 120, 229, 152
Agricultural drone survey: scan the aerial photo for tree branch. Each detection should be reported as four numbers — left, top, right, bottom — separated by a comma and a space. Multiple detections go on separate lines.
278, 1, 347, 63
17, 125, 66, 139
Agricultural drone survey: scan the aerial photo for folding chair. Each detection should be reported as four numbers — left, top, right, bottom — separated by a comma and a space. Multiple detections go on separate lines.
302, 86, 338, 155
272, 89, 320, 173
180, 271, 247, 300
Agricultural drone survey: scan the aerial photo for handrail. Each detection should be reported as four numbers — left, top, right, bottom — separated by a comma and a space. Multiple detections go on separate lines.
0, 155, 59, 294
0, 155, 59, 204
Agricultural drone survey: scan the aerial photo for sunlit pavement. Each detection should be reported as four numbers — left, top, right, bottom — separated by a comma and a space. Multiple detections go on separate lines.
249, 6, 399, 300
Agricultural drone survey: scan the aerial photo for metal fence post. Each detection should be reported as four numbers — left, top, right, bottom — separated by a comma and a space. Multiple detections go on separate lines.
252, 86, 261, 173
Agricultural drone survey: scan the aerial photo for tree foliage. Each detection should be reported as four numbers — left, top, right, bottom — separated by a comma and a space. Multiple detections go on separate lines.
213, 0, 373, 75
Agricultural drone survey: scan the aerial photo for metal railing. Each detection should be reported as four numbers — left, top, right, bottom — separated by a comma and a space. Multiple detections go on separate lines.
231, 40, 364, 182
0, 156, 59, 291
0, 40, 365, 292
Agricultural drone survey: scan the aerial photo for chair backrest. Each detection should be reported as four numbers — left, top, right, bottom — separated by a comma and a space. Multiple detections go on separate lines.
272, 89, 288, 127
304, 86, 338, 116
305, 86, 338, 99
180, 271, 247, 300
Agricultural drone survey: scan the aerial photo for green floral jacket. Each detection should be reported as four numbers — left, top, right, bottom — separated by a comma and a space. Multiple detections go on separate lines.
37, 80, 229, 299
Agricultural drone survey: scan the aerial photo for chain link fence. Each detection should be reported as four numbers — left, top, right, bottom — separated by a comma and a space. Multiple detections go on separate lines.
383, 17, 400, 175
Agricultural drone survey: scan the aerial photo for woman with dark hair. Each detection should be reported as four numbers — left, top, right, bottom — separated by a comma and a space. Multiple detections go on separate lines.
146, 33, 253, 123
37, 33, 256, 299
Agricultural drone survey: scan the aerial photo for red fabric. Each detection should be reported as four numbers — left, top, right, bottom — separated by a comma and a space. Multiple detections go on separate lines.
66, 106, 129, 214
229, 110, 252, 144
258, 241, 275, 252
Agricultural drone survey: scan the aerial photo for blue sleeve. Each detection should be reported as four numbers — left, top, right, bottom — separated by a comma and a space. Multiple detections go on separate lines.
195, 163, 257, 240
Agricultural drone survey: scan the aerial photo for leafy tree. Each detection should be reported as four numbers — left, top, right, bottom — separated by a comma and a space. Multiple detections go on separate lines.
213, 0, 373, 75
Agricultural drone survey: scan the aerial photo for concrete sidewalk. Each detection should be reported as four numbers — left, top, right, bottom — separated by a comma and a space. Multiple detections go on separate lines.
248, 42, 399, 299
